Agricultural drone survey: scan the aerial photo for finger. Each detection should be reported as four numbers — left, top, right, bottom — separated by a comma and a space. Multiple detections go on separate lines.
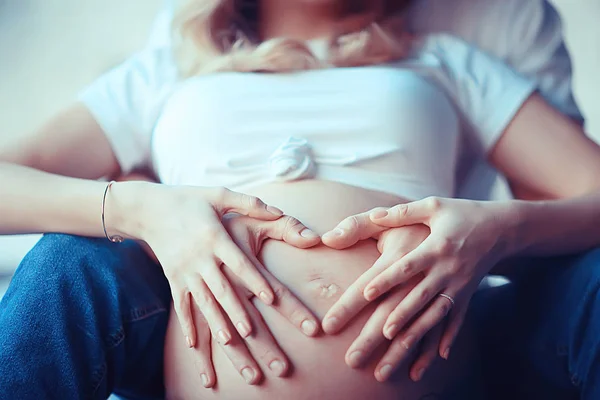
409, 324, 443, 382
214, 324, 263, 385
383, 273, 448, 339
243, 296, 290, 378
324, 251, 424, 335
255, 215, 321, 249
188, 276, 234, 345
370, 198, 442, 227
364, 236, 439, 301
389, 294, 452, 355
322, 251, 399, 334
172, 290, 197, 348
321, 208, 389, 249
214, 187, 283, 220
322, 282, 370, 335
344, 286, 410, 368
375, 333, 415, 382
260, 265, 320, 337
191, 311, 217, 388
215, 237, 275, 305
201, 266, 253, 339
439, 300, 468, 360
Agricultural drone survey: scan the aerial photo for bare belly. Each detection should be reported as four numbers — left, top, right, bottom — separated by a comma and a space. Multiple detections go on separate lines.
164, 181, 480, 400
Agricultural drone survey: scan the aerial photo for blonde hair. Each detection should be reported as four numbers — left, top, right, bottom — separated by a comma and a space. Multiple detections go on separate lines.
173, 0, 414, 76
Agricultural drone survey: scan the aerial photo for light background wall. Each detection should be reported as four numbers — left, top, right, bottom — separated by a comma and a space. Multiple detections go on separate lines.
0, 0, 163, 137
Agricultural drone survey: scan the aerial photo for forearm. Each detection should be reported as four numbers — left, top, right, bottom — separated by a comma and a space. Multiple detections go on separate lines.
0, 162, 147, 238
508, 190, 600, 257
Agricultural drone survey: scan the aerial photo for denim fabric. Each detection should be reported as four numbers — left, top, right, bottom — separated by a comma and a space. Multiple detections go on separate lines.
3, 233, 600, 399
0, 234, 171, 400
474, 249, 600, 400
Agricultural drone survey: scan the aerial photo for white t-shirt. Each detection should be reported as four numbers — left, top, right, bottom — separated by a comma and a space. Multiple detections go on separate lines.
151, 35, 535, 200
79, 0, 581, 200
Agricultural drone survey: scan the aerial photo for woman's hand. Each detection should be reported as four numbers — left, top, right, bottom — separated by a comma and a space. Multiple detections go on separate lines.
125, 184, 321, 368
322, 197, 515, 379
192, 212, 322, 387
320, 212, 440, 381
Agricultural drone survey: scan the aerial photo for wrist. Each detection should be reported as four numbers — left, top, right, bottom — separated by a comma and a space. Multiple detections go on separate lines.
490, 200, 529, 258
105, 180, 158, 240
499, 199, 547, 257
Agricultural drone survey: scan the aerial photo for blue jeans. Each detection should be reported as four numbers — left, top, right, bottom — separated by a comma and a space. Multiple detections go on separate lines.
475, 249, 600, 400
0, 234, 171, 400
3, 235, 600, 399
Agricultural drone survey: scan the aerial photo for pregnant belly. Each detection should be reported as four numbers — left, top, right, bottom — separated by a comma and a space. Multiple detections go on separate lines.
164, 180, 479, 400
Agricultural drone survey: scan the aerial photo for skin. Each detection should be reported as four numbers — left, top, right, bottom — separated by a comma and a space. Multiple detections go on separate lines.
164, 181, 481, 400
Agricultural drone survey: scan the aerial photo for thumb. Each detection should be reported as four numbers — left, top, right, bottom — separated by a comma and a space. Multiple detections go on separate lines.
255, 215, 321, 249
322, 208, 388, 250
370, 199, 438, 227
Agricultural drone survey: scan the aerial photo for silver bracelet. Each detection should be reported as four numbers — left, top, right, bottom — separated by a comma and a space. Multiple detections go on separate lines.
101, 181, 124, 243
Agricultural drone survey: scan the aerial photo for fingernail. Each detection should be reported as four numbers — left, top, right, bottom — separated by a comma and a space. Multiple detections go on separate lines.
218, 330, 231, 344
385, 324, 399, 339
201, 373, 210, 388
348, 351, 363, 367
415, 368, 425, 381
324, 316, 339, 331
269, 360, 286, 376
371, 210, 388, 219
379, 364, 392, 381
300, 228, 319, 239
402, 335, 415, 350
323, 228, 344, 239
365, 287, 379, 301
267, 205, 284, 216
301, 319, 318, 336
259, 291, 273, 304
186, 336, 193, 348
443, 347, 451, 360
242, 367, 255, 384
237, 321, 251, 338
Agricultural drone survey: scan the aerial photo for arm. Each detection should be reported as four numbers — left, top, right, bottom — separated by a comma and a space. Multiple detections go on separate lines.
489, 93, 600, 256
0, 46, 179, 235
0, 104, 126, 236
503, 0, 588, 200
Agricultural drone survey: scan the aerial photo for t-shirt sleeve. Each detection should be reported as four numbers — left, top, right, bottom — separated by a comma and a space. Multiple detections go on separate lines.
78, 47, 179, 173
500, 0, 582, 122
419, 34, 538, 154
408, 0, 582, 123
